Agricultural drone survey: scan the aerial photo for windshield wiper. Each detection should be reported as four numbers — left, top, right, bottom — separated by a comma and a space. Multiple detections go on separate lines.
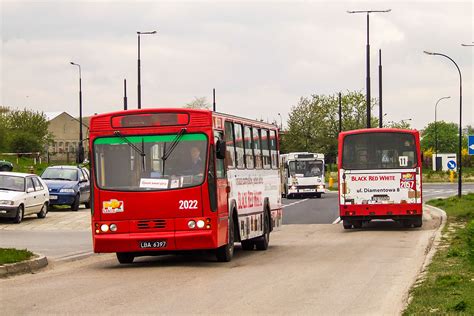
114, 131, 146, 169
162, 128, 187, 161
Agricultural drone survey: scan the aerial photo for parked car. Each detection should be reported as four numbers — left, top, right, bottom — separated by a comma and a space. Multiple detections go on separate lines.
0, 172, 50, 223
41, 166, 91, 211
0, 160, 13, 171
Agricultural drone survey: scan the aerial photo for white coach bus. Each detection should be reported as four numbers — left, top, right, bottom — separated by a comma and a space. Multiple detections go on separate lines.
280, 152, 325, 199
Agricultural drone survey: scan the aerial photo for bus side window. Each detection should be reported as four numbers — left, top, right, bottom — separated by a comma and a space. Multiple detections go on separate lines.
224, 121, 236, 168
261, 129, 271, 169
234, 123, 245, 169
253, 127, 262, 169
270, 130, 278, 169
244, 125, 254, 169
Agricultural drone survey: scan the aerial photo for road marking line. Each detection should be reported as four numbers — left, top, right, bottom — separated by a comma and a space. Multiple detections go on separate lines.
332, 217, 341, 224
282, 198, 309, 208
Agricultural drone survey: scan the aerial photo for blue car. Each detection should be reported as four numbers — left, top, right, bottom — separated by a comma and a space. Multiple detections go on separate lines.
41, 166, 91, 211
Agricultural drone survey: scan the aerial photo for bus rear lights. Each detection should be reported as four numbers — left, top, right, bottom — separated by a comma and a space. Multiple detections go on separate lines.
345, 211, 356, 216
196, 220, 205, 228
188, 220, 196, 229
407, 210, 417, 215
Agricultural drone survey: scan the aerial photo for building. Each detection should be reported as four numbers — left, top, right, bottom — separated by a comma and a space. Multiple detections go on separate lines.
45, 112, 90, 159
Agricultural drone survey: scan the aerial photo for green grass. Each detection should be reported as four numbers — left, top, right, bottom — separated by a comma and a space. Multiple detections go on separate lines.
0, 248, 34, 265
404, 193, 474, 315
0, 154, 80, 175
422, 167, 474, 183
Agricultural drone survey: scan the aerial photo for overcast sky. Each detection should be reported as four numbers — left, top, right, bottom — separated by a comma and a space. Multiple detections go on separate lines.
1, 0, 473, 130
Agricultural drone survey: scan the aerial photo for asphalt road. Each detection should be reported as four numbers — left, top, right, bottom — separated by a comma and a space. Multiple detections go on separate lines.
282, 192, 339, 225
0, 206, 443, 315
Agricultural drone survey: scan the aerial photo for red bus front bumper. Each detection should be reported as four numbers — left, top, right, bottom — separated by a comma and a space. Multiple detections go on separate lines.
339, 203, 422, 221
93, 230, 216, 253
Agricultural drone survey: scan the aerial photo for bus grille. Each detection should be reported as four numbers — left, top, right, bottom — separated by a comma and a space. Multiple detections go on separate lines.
137, 219, 167, 229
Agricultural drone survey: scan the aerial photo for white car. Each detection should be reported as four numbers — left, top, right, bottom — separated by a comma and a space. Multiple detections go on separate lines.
0, 172, 50, 224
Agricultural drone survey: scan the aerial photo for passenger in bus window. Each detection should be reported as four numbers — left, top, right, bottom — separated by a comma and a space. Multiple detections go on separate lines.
190, 146, 203, 176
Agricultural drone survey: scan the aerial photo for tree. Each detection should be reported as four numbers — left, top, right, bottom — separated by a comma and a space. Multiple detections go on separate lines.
2, 108, 51, 153
420, 121, 458, 154
184, 97, 211, 110
281, 91, 378, 163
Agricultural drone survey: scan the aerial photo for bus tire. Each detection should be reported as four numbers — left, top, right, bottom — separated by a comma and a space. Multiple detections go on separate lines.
413, 216, 423, 228
241, 240, 254, 250
116, 252, 134, 264
343, 220, 352, 230
216, 213, 235, 262
255, 210, 270, 251
352, 220, 362, 229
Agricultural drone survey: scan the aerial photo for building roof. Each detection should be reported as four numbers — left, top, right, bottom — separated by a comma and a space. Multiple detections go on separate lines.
43, 111, 65, 121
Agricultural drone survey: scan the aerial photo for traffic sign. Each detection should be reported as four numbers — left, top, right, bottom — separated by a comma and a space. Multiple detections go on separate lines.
447, 160, 457, 170
469, 135, 474, 155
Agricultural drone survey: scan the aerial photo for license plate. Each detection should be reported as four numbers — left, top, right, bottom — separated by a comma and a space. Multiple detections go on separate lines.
302, 189, 314, 192
139, 240, 167, 249
50, 195, 58, 200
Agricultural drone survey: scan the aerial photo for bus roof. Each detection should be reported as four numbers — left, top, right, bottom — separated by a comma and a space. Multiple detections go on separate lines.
89, 108, 279, 131
339, 128, 419, 137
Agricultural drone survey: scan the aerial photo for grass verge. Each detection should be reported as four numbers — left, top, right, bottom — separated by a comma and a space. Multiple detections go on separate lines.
404, 193, 474, 315
0, 248, 34, 265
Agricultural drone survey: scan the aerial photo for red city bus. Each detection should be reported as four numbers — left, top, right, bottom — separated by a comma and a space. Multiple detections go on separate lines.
338, 128, 422, 229
89, 108, 282, 263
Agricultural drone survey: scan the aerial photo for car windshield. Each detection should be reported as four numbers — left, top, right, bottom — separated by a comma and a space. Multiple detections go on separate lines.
0, 175, 25, 192
289, 160, 323, 177
42, 168, 78, 181
342, 132, 417, 170
93, 133, 208, 191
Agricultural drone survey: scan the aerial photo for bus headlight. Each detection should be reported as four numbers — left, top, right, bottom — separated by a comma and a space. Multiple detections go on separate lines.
197, 220, 205, 228
100, 224, 109, 232
188, 220, 196, 229
109, 224, 117, 232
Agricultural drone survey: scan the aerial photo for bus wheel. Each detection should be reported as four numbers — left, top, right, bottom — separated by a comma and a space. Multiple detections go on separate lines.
216, 214, 235, 262
255, 210, 270, 251
343, 220, 352, 230
352, 220, 362, 229
116, 252, 134, 264
413, 216, 423, 228
241, 240, 255, 250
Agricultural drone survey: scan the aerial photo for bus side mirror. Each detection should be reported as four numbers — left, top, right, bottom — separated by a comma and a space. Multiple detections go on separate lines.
216, 140, 226, 160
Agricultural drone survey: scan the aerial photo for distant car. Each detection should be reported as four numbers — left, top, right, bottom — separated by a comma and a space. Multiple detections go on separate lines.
0, 160, 13, 171
0, 172, 50, 223
41, 166, 91, 211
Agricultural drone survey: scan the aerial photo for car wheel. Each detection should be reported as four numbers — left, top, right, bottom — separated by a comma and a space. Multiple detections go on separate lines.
216, 213, 235, 262
84, 198, 91, 209
37, 203, 48, 218
116, 252, 135, 264
13, 205, 24, 224
255, 210, 270, 251
71, 194, 80, 211
316, 193, 322, 199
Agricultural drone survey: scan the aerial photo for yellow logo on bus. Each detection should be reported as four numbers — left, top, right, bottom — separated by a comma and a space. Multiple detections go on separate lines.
102, 199, 124, 214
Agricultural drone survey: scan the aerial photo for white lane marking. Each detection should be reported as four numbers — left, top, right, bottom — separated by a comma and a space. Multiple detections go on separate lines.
282, 198, 309, 208
332, 217, 341, 224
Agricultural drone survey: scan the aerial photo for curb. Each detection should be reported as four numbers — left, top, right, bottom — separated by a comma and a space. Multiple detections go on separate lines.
401, 204, 447, 311
0, 254, 48, 278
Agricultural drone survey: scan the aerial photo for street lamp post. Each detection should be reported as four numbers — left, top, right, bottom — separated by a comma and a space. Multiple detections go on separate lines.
277, 113, 283, 130
347, 9, 391, 128
70, 61, 84, 163
137, 30, 157, 109
424, 50, 463, 198
434, 96, 451, 171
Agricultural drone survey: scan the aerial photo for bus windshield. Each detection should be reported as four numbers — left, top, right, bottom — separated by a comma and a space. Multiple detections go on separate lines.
342, 132, 417, 170
94, 133, 207, 191
289, 160, 323, 177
